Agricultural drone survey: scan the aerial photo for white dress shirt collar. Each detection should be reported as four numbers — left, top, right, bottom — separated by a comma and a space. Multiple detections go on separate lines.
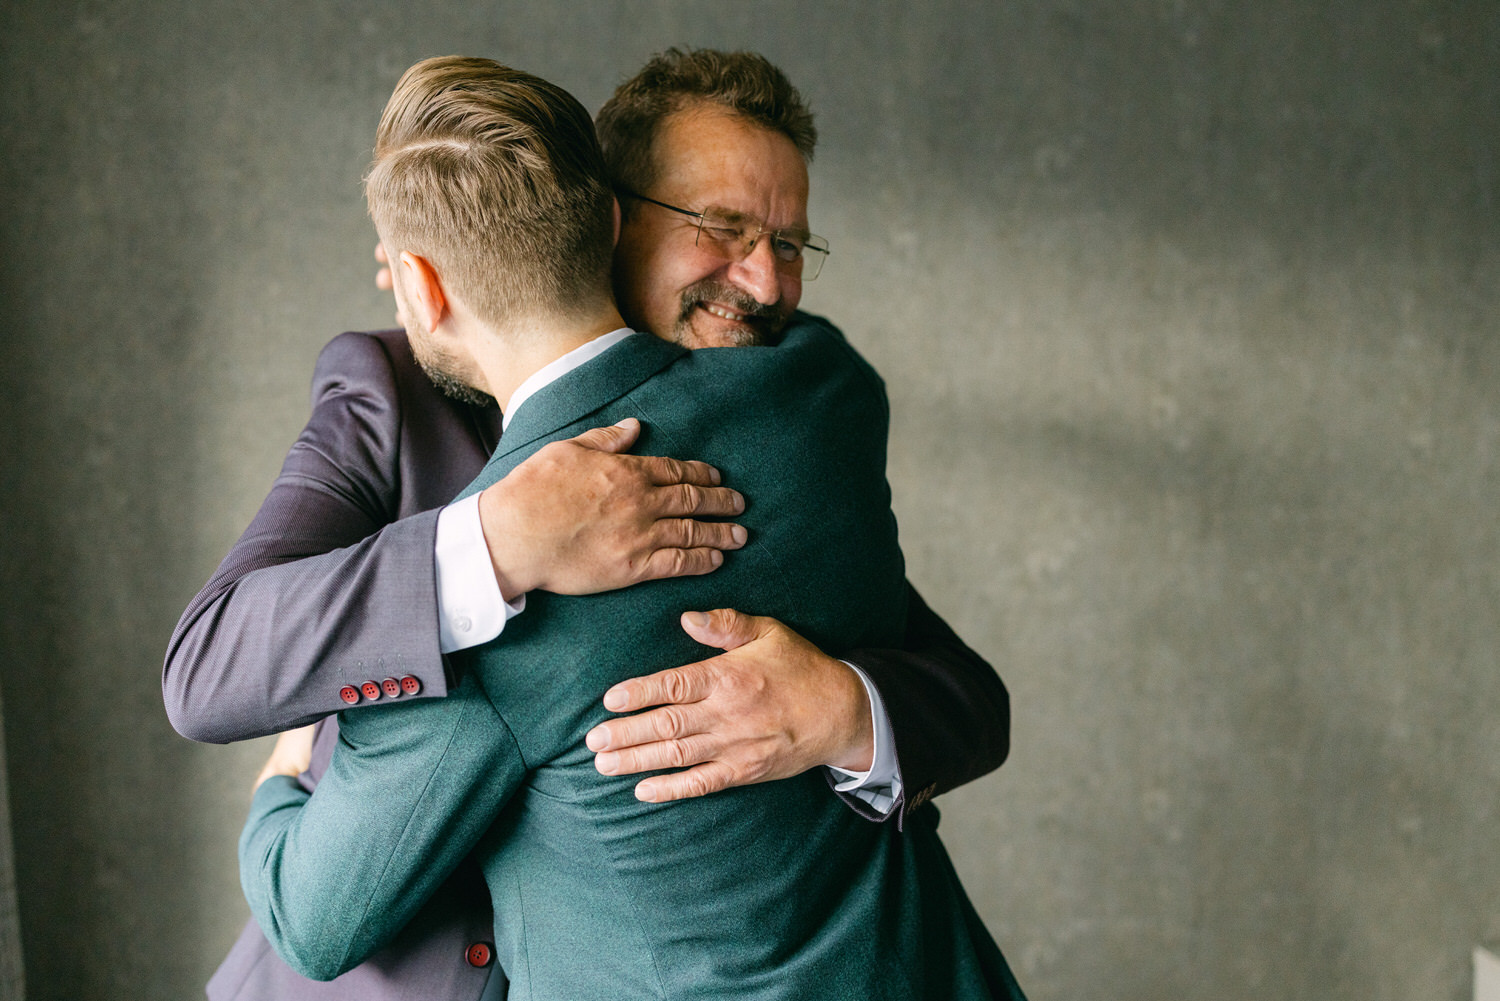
501, 328, 639, 431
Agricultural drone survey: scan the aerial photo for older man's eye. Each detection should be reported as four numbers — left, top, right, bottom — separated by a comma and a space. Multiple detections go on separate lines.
699, 223, 742, 245
770, 236, 805, 262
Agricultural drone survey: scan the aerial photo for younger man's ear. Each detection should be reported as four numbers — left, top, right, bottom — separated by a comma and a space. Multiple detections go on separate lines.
612, 196, 622, 247
399, 251, 448, 331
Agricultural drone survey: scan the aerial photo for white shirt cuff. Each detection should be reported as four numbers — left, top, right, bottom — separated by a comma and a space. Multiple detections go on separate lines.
434, 493, 524, 654
825, 662, 903, 817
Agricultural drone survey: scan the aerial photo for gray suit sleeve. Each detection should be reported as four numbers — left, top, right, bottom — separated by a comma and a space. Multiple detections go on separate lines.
163, 332, 452, 743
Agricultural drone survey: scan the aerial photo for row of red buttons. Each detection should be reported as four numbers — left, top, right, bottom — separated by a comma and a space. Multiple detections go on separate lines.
339, 675, 422, 705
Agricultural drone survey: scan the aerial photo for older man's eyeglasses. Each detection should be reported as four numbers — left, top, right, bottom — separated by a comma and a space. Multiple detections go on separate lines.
622, 191, 830, 281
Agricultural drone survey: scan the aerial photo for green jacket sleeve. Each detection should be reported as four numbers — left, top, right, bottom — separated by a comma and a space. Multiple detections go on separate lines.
238, 674, 523, 980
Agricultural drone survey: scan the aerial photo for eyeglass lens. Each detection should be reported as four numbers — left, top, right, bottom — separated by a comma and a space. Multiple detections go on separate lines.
694, 211, 829, 281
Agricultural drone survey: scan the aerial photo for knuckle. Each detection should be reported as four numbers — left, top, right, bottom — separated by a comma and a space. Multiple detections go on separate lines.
676, 482, 703, 511
650, 705, 684, 740
628, 551, 656, 582
643, 456, 676, 484
708, 607, 741, 632
682, 771, 714, 798
661, 671, 692, 705
671, 519, 700, 549
679, 549, 718, 577
714, 665, 763, 702
670, 548, 695, 576
615, 454, 648, 486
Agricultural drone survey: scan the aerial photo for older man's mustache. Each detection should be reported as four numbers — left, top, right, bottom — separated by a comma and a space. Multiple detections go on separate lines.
677, 280, 788, 345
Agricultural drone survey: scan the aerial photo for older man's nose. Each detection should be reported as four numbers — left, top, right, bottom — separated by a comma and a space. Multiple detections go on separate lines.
727, 238, 783, 305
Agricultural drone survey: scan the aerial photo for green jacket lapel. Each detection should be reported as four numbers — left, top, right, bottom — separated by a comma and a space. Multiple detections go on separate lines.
492, 333, 686, 463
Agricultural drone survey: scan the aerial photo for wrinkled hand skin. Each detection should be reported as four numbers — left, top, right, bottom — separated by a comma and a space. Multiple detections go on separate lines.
254, 724, 317, 792
479, 419, 748, 601
586, 608, 874, 802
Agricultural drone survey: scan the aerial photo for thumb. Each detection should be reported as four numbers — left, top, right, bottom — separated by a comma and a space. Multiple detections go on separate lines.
568, 417, 641, 454
680, 608, 763, 652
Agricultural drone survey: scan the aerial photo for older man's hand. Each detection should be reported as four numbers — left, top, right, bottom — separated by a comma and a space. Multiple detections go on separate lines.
479, 419, 747, 601
253, 725, 317, 792
586, 609, 875, 802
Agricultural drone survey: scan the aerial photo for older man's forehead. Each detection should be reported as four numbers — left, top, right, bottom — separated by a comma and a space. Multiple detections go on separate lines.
651, 105, 810, 226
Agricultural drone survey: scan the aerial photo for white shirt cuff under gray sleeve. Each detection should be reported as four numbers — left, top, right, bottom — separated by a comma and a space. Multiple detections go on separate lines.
824, 662, 903, 818
433, 492, 525, 654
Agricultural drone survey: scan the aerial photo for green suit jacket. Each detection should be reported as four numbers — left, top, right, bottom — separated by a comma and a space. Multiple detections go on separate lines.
240, 319, 1024, 1000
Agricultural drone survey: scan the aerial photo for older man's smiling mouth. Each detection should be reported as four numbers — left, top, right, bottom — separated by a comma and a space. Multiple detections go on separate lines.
675, 279, 787, 346
703, 302, 749, 322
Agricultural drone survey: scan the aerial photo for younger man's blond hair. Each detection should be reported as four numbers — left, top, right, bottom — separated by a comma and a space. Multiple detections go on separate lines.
367, 56, 616, 326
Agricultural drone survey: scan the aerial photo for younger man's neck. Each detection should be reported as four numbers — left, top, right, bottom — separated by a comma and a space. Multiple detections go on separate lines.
471, 305, 630, 414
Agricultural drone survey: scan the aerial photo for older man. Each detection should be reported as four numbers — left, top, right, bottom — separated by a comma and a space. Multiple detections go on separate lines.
175, 49, 1011, 1001
240, 53, 1023, 1000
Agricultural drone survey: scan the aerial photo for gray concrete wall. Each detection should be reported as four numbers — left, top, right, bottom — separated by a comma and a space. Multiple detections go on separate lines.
2, 2, 1496, 998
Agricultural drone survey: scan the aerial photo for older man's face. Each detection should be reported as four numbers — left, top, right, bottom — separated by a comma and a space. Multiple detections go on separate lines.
612, 104, 810, 348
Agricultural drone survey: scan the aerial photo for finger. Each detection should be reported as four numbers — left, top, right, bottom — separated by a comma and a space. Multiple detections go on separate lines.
594, 731, 720, 776
566, 417, 641, 454
679, 608, 766, 653
587, 701, 706, 751
651, 482, 745, 518
651, 519, 747, 553
636, 546, 725, 582
600, 661, 714, 714
657, 519, 748, 551
635, 761, 738, 802
642, 455, 723, 488
375, 243, 394, 291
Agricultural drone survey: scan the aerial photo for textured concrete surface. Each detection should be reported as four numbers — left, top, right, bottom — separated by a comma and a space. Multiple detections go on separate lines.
2, 2, 1497, 999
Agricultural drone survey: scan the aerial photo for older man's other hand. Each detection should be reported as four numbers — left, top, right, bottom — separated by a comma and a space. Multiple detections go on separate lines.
374, 241, 394, 291
586, 609, 875, 802
374, 242, 408, 329
253, 725, 317, 793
